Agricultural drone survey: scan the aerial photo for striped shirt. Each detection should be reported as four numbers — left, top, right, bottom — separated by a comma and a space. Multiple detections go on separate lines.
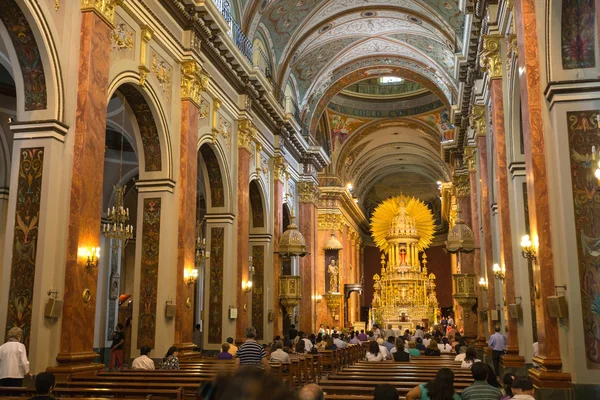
236, 340, 266, 367
461, 381, 503, 400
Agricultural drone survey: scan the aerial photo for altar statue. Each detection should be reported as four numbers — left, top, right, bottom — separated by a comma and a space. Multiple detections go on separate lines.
328, 258, 339, 292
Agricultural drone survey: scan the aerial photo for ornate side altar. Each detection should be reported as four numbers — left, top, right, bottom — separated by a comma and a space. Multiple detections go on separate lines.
371, 196, 438, 329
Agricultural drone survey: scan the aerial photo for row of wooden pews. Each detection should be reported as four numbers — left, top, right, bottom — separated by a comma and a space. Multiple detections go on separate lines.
320, 354, 473, 400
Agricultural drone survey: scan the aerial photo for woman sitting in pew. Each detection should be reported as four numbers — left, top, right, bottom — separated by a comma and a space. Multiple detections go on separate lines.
407, 341, 421, 357
295, 339, 307, 354
392, 338, 410, 362
324, 336, 337, 350
160, 346, 180, 370
438, 337, 454, 354
366, 341, 384, 361
405, 367, 461, 400
460, 347, 481, 369
424, 340, 441, 356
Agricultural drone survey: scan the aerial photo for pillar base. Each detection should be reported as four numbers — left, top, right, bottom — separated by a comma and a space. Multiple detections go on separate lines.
500, 354, 525, 367
474, 336, 487, 348
47, 352, 103, 381
173, 342, 197, 358
529, 355, 571, 389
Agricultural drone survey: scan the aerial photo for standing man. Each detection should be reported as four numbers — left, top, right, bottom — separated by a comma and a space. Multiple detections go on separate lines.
109, 323, 125, 371
236, 327, 269, 370
440, 316, 448, 333
414, 325, 424, 339
488, 326, 506, 377
288, 324, 298, 341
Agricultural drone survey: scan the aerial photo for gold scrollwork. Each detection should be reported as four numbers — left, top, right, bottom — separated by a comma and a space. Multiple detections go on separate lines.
298, 181, 320, 204
480, 35, 503, 79
112, 22, 133, 50
151, 53, 172, 101
82, 288, 92, 303
463, 146, 477, 173
181, 60, 209, 108
273, 156, 288, 183
237, 118, 256, 152
81, 0, 117, 27
470, 105, 487, 137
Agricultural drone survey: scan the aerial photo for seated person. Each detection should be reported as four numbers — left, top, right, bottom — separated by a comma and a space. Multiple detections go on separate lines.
461, 347, 481, 369
392, 339, 410, 362
424, 340, 441, 356
405, 368, 461, 400
374, 384, 399, 400
422, 333, 432, 348
366, 341, 384, 361
295, 339, 307, 354
269, 340, 290, 363
415, 337, 426, 351
438, 337, 454, 353
376, 338, 391, 359
218, 343, 233, 360
406, 341, 420, 356
324, 336, 337, 350
511, 376, 535, 400
30, 372, 56, 400
454, 346, 468, 362
132, 345, 155, 369
161, 347, 180, 370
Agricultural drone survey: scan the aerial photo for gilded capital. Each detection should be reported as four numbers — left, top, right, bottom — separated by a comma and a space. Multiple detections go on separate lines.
238, 118, 256, 152
453, 174, 470, 198
180, 61, 209, 108
273, 156, 288, 183
81, 0, 117, 27
298, 181, 320, 204
470, 105, 487, 137
480, 35, 503, 79
318, 213, 346, 231
463, 146, 477, 173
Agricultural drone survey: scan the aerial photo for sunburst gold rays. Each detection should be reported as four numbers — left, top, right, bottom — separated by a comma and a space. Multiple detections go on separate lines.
370, 195, 435, 253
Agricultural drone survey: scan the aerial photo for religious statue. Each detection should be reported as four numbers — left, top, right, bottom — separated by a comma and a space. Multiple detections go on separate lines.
328, 257, 339, 293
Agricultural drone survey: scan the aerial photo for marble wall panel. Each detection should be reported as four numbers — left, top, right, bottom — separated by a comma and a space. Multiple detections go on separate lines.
561, 0, 596, 69
251, 245, 264, 340
5, 148, 44, 350
208, 227, 224, 344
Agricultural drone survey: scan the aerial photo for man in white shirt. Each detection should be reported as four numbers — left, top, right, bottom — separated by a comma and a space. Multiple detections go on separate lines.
300, 332, 313, 352
132, 345, 155, 370
376, 338, 391, 359
269, 341, 290, 363
413, 325, 424, 339
333, 334, 346, 348
0, 327, 31, 387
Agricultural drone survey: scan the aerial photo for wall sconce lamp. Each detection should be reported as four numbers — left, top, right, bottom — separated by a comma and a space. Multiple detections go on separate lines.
184, 268, 198, 286
313, 294, 322, 303
520, 235, 536, 261
492, 263, 505, 280
242, 280, 253, 293
79, 247, 100, 272
478, 277, 489, 291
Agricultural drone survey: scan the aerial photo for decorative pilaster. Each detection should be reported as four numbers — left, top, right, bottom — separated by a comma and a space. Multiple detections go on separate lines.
480, 36, 504, 79
298, 181, 319, 332
48, 4, 113, 376
514, 0, 571, 386
272, 155, 287, 337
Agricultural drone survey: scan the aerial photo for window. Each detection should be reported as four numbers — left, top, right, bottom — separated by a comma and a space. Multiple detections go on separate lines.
380, 76, 403, 84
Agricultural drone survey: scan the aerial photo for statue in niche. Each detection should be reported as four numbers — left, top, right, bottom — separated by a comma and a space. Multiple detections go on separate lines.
328, 257, 340, 293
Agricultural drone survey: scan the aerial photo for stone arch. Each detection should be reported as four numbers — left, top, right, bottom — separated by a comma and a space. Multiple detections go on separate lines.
249, 179, 266, 229
106, 75, 173, 180
198, 143, 231, 213
0, 0, 63, 121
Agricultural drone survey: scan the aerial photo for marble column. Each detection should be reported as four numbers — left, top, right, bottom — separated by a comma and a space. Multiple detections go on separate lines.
298, 181, 318, 332
514, 0, 571, 386
484, 51, 524, 366
272, 157, 286, 337
236, 120, 253, 338
465, 147, 487, 348
49, 5, 113, 375
472, 106, 497, 339
174, 61, 206, 350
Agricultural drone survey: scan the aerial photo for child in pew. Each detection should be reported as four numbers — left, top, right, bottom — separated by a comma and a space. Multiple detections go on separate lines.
218, 343, 233, 360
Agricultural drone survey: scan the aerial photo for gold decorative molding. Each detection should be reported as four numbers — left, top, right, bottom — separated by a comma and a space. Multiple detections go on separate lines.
463, 146, 477, 173
138, 27, 152, 86
506, 34, 517, 80
506, 0, 514, 11
453, 174, 470, 198
273, 156, 288, 183
81, 0, 116, 27
112, 21, 133, 50
180, 60, 209, 108
151, 53, 172, 101
470, 105, 487, 137
238, 118, 256, 152
298, 181, 320, 204
318, 213, 347, 231
199, 99, 209, 120
211, 98, 221, 143
480, 35, 503, 79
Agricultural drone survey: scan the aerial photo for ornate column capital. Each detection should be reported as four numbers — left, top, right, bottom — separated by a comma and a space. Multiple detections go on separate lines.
470, 105, 487, 137
453, 174, 470, 198
463, 146, 477, 173
318, 213, 346, 232
480, 35, 503, 79
298, 181, 320, 204
81, 0, 116, 27
180, 61, 209, 108
273, 156, 288, 183
237, 118, 256, 152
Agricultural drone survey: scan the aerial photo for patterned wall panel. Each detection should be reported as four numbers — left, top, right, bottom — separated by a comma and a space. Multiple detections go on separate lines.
137, 198, 161, 348
251, 245, 265, 340
119, 85, 162, 172
0, 0, 47, 110
5, 148, 44, 350
567, 110, 600, 368
249, 181, 264, 228
200, 146, 225, 208
208, 227, 224, 344
561, 0, 596, 69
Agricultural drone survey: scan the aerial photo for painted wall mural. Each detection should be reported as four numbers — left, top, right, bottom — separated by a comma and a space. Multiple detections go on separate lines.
0, 0, 47, 110
137, 198, 161, 349
561, 0, 596, 69
119, 85, 162, 172
208, 227, 224, 344
250, 180, 264, 228
5, 148, 44, 350
327, 109, 369, 151
567, 110, 600, 368
251, 245, 265, 340
200, 145, 225, 208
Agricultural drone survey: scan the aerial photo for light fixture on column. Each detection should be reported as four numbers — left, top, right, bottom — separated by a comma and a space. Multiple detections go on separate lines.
520, 234, 536, 261
478, 277, 489, 291
184, 268, 198, 286
242, 256, 255, 293
79, 247, 100, 272
195, 220, 206, 264
492, 263, 505, 280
